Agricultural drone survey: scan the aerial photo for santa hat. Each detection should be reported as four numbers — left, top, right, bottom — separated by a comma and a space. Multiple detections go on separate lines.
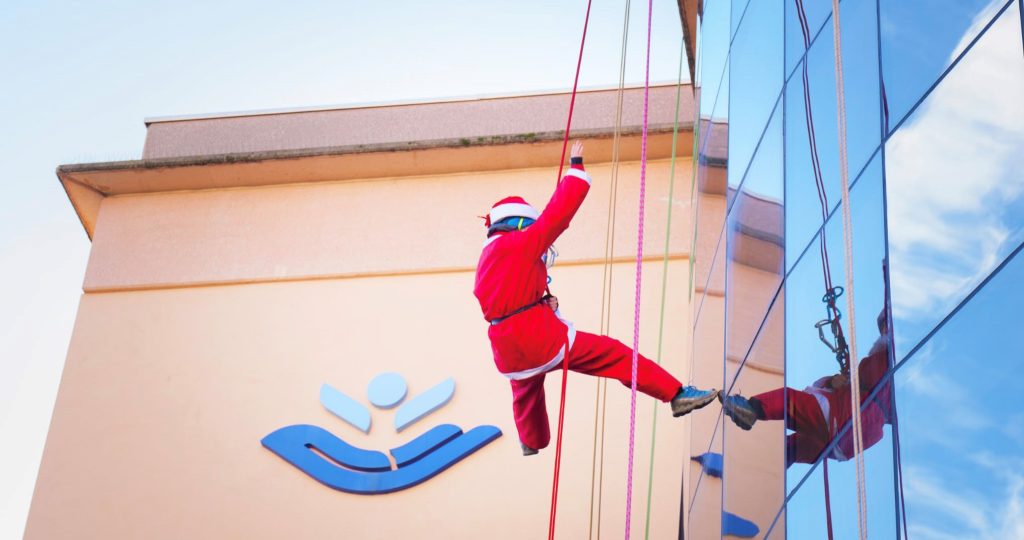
484, 196, 539, 228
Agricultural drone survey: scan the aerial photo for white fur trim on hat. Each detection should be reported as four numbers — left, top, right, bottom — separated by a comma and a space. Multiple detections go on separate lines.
490, 202, 539, 224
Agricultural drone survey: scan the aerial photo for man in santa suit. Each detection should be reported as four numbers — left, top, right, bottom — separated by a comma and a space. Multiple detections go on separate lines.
718, 307, 894, 466
474, 140, 718, 456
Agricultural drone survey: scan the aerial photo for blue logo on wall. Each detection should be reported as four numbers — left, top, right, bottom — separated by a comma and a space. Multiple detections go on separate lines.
261, 372, 502, 495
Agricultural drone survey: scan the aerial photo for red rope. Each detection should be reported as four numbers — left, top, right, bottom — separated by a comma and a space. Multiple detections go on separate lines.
795, 0, 836, 294
824, 459, 835, 540
548, 1, 593, 538
553, 0, 594, 187
548, 341, 570, 540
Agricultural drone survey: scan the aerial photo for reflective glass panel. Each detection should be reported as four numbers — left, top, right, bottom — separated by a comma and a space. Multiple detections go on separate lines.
784, 0, 832, 76
894, 247, 1024, 538
699, 0, 732, 122
688, 414, 724, 539
783, 157, 897, 537
880, 0, 1013, 133
697, 54, 730, 176
725, 106, 783, 386
731, 0, 749, 39
783, 431, 897, 539
885, 2, 1024, 360
723, 289, 786, 539
728, 0, 783, 190
693, 122, 728, 321
783, 0, 882, 273
689, 162, 726, 536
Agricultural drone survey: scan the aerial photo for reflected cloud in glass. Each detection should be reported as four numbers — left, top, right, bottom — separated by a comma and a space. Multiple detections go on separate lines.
886, 2, 1024, 356
895, 248, 1024, 538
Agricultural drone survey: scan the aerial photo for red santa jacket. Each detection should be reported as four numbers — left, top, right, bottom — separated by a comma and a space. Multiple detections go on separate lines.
473, 163, 591, 379
805, 334, 893, 461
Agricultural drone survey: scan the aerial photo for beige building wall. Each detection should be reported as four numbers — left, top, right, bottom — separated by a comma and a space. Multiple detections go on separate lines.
29, 139, 704, 538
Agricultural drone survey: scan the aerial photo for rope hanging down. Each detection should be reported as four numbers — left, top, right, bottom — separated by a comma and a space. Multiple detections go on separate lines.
589, 0, 632, 536
829, 1, 869, 538
624, 0, 655, 537
548, 1, 593, 538
794, 0, 851, 378
641, 34, 688, 540
794, 2, 847, 535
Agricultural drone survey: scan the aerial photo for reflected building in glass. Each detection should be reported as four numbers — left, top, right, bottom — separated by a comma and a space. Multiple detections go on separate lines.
683, 0, 1024, 537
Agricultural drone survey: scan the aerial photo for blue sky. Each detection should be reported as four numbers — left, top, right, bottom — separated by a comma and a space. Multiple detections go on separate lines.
0, 1, 686, 537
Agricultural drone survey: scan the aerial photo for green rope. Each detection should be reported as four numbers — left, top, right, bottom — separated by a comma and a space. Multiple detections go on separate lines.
589, 1, 632, 537
642, 35, 688, 540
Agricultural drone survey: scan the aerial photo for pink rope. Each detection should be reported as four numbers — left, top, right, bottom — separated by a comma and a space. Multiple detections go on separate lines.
625, 0, 653, 537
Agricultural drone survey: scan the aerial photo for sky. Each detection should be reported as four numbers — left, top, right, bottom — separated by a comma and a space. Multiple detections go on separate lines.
0, 1, 687, 537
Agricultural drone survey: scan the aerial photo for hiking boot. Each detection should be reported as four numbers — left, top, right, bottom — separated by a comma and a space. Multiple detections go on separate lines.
718, 390, 759, 431
671, 386, 718, 417
521, 442, 539, 456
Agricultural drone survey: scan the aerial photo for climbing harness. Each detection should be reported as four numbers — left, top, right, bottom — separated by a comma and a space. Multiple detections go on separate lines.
547, 0, 593, 538
489, 296, 550, 326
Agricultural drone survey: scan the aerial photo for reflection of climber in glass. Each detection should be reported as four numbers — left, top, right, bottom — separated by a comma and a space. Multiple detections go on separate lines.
720, 290, 893, 467
261, 372, 501, 494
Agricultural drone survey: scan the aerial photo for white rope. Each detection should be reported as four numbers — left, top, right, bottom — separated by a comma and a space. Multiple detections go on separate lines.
588, 2, 632, 537
830, 2, 868, 539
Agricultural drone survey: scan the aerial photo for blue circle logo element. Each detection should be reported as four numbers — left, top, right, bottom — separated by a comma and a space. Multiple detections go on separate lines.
367, 372, 407, 409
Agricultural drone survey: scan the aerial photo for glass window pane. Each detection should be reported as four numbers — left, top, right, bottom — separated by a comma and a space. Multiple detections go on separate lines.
886, 2, 1024, 359
784, 0, 831, 76
689, 159, 727, 537
699, 0, 732, 122
723, 289, 786, 538
880, 0, 1012, 132
693, 135, 727, 317
728, 0, 783, 188
894, 247, 1024, 539
725, 106, 783, 386
782, 155, 897, 537
731, 0, 749, 38
783, 0, 882, 273
688, 415, 724, 538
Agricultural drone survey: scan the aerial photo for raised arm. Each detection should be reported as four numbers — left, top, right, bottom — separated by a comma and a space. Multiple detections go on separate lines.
521, 140, 592, 258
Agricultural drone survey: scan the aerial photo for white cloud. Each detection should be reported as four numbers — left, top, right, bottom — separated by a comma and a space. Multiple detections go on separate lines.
905, 463, 1024, 539
886, 1, 1024, 322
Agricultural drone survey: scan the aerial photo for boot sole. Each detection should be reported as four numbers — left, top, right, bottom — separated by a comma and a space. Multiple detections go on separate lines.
721, 404, 757, 430
672, 391, 718, 417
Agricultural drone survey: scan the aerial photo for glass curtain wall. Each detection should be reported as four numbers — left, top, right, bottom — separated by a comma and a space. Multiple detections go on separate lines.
688, 0, 1024, 537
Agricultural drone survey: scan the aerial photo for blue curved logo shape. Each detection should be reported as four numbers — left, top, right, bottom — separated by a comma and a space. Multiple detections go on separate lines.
263, 373, 501, 494
262, 424, 501, 494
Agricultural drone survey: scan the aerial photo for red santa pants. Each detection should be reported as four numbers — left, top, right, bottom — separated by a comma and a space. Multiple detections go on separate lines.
753, 387, 832, 466
509, 331, 682, 450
